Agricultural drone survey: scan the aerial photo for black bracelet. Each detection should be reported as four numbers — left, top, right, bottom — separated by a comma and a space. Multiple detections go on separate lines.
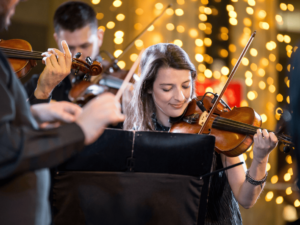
246, 170, 268, 188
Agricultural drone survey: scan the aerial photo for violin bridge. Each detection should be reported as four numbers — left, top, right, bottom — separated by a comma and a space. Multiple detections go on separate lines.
198, 111, 209, 126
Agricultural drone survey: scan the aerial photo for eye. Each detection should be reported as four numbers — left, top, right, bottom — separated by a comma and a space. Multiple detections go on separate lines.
162, 88, 171, 92
182, 85, 190, 89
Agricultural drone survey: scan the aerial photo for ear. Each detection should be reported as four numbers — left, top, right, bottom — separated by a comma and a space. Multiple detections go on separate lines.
97, 28, 104, 48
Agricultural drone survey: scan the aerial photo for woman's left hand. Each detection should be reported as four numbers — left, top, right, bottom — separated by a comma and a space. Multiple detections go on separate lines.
253, 129, 278, 163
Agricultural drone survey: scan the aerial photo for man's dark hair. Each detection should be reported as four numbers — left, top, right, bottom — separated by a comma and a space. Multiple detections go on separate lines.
53, 1, 97, 33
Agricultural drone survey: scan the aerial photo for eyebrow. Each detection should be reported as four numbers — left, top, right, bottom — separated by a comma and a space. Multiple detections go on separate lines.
68, 43, 92, 48
159, 79, 191, 86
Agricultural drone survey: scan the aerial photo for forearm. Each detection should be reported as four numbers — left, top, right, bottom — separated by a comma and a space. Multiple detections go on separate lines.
236, 154, 269, 208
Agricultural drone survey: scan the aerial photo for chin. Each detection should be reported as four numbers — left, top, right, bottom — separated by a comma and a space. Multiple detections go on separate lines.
167, 108, 186, 118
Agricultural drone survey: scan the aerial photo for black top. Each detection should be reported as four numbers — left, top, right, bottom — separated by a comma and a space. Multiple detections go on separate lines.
152, 116, 243, 225
0, 50, 85, 225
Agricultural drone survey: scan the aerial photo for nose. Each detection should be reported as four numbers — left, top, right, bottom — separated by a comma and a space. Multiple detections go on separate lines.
174, 87, 186, 102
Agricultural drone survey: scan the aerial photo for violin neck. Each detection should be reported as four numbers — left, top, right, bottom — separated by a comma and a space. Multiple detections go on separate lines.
0, 47, 43, 60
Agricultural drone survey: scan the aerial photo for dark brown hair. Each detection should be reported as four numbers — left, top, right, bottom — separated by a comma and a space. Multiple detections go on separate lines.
124, 43, 197, 131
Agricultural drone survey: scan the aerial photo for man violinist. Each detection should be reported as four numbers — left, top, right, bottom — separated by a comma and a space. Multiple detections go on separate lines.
24, 1, 106, 103
0, 0, 124, 224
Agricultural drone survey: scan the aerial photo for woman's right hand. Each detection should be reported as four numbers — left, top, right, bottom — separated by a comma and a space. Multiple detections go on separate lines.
76, 93, 125, 145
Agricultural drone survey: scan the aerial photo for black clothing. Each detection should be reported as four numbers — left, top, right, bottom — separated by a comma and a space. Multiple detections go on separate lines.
153, 117, 243, 225
0, 50, 85, 225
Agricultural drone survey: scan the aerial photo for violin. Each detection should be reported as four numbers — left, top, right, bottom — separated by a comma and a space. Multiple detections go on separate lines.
0, 39, 102, 78
170, 94, 293, 157
170, 31, 294, 157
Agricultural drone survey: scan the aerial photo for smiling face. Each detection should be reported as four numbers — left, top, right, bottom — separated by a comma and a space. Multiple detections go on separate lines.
151, 67, 192, 127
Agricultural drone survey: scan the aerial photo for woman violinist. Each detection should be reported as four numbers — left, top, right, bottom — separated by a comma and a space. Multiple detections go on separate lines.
124, 43, 278, 224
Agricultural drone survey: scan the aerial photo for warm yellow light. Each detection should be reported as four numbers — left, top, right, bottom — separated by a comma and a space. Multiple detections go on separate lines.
199, 14, 208, 21
287, 96, 290, 104
96, 13, 104, 20
114, 31, 124, 38
130, 53, 138, 62
91, 0, 100, 4
212, 8, 218, 15
261, 58, 269, 67
177, 0, 185, 5
197, 73, 205, 82
277, 34, 284, 42
98, 25, 105, 32
195, 39, 203, 47
266, 42, 273, 51
245, 71, 252, 78
229, 11, 237, 18
267, 77, 274, 85
201, 0, 209, 4
226, 5, 234, 11
240, 100, 248, 107
243, 153, 247, 161
204, 38, 212, 47
204, 69, 213, 78
294, 200, 300, 207
265, 191, 274, 202
195, 54, 204, 62
113, 0, 122, 7
166, 8, 174, 15
261, 114, 267, 123
204, 7, 212, 15
176, 25, 185, 33
114, 50, 123, 58
250, 63, 257, 71
276, 196, 284, 204
114, 37, 123, 44
219, 49, 229, 58
245, 78, 253, 86
288, 168, 293, 175
135, 8, 143, 15
286, 187, 292, 195
257, 10, 267, 19
198, 64, 206, 72
258, 81, 266, 90
231, 58, 237, 66
134, 23, 142, 30
286, 155, 292, 164
242, 58, 249, 66
135, 39, 143, 48
244, 27, 252, 35
117, 60, 125, 69
166, 23, 175, 31
275, 15, 283, 23
221, 66, 230, 75
246, 7, 254, 15
276, 63, 283, 72
269, 54, 276, 62
221, 27, 229, 33
250, 48, 258, 57
286, 45, 293, 52
116, 14, 125, 21
271, 175, 278, 184
248, 0, 255, 7
213, 71, 221, 79
229, 44, 236, 52
198, 23, 206, 30
286, 80, 290, 88
288, 4, 294, 12
106, 21, 115, 29
269, 85, 276, 93
280, 3, 287, 11
229, 18, 238, 25
259, 22, 269, 30
276, 94, 283, 102
189, 29, 198, 38
174, 39, 183, 47
284, 173, 291, 182
205, 87, 214, 92
284, 35, 291, 43
155, 3, 164, 10
175, 8, 184, 16
147, 25, 154, 31
266, 163, 271, 171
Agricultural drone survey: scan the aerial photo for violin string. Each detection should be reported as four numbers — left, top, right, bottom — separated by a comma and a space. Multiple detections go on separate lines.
211, 117, 290, 143
1, 50, 43, 58
0, 47, 44, 54
1, 49, 44, 57
0, 47, 44, 56
2, 52, 43, 60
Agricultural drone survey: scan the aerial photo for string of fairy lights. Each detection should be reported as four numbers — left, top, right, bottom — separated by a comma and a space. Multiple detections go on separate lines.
90, 0, 298, 221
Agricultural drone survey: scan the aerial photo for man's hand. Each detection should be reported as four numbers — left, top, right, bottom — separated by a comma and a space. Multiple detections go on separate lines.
76, 93, 125, 145
34, 40, 72, 99
31, 101, 82, 127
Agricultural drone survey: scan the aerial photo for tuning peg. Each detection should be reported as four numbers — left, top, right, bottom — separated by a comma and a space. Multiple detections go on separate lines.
75, 52, 82, 59
283, 145, 291, 153
86, 56, 93, 65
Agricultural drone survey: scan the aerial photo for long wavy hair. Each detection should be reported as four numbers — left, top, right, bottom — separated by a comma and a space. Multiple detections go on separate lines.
123, 43, 197, 131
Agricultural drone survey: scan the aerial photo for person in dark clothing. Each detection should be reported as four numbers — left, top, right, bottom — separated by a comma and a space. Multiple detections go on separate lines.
123, 43, 278, 225
24, 1, 106, 103
0, 1, 125, 224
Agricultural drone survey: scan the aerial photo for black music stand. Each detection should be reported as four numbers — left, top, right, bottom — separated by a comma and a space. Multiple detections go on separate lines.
52, 129, 215, 225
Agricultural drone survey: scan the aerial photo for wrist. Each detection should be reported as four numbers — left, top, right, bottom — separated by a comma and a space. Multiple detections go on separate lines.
253, 153, 269, 165
34, 87, 52, 99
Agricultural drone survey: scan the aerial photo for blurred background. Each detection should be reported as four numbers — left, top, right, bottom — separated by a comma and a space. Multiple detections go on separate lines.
1, 0, 299, 224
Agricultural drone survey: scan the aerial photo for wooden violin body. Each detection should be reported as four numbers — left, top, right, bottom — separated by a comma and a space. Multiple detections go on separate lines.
170, 95, 292, 157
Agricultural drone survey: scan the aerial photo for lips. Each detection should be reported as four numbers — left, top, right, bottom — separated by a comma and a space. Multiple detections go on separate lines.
170, 103, 184, 109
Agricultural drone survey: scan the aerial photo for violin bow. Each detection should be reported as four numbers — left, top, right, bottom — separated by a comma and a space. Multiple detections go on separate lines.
115, 50, 144, 101
198, 31, 256, 134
